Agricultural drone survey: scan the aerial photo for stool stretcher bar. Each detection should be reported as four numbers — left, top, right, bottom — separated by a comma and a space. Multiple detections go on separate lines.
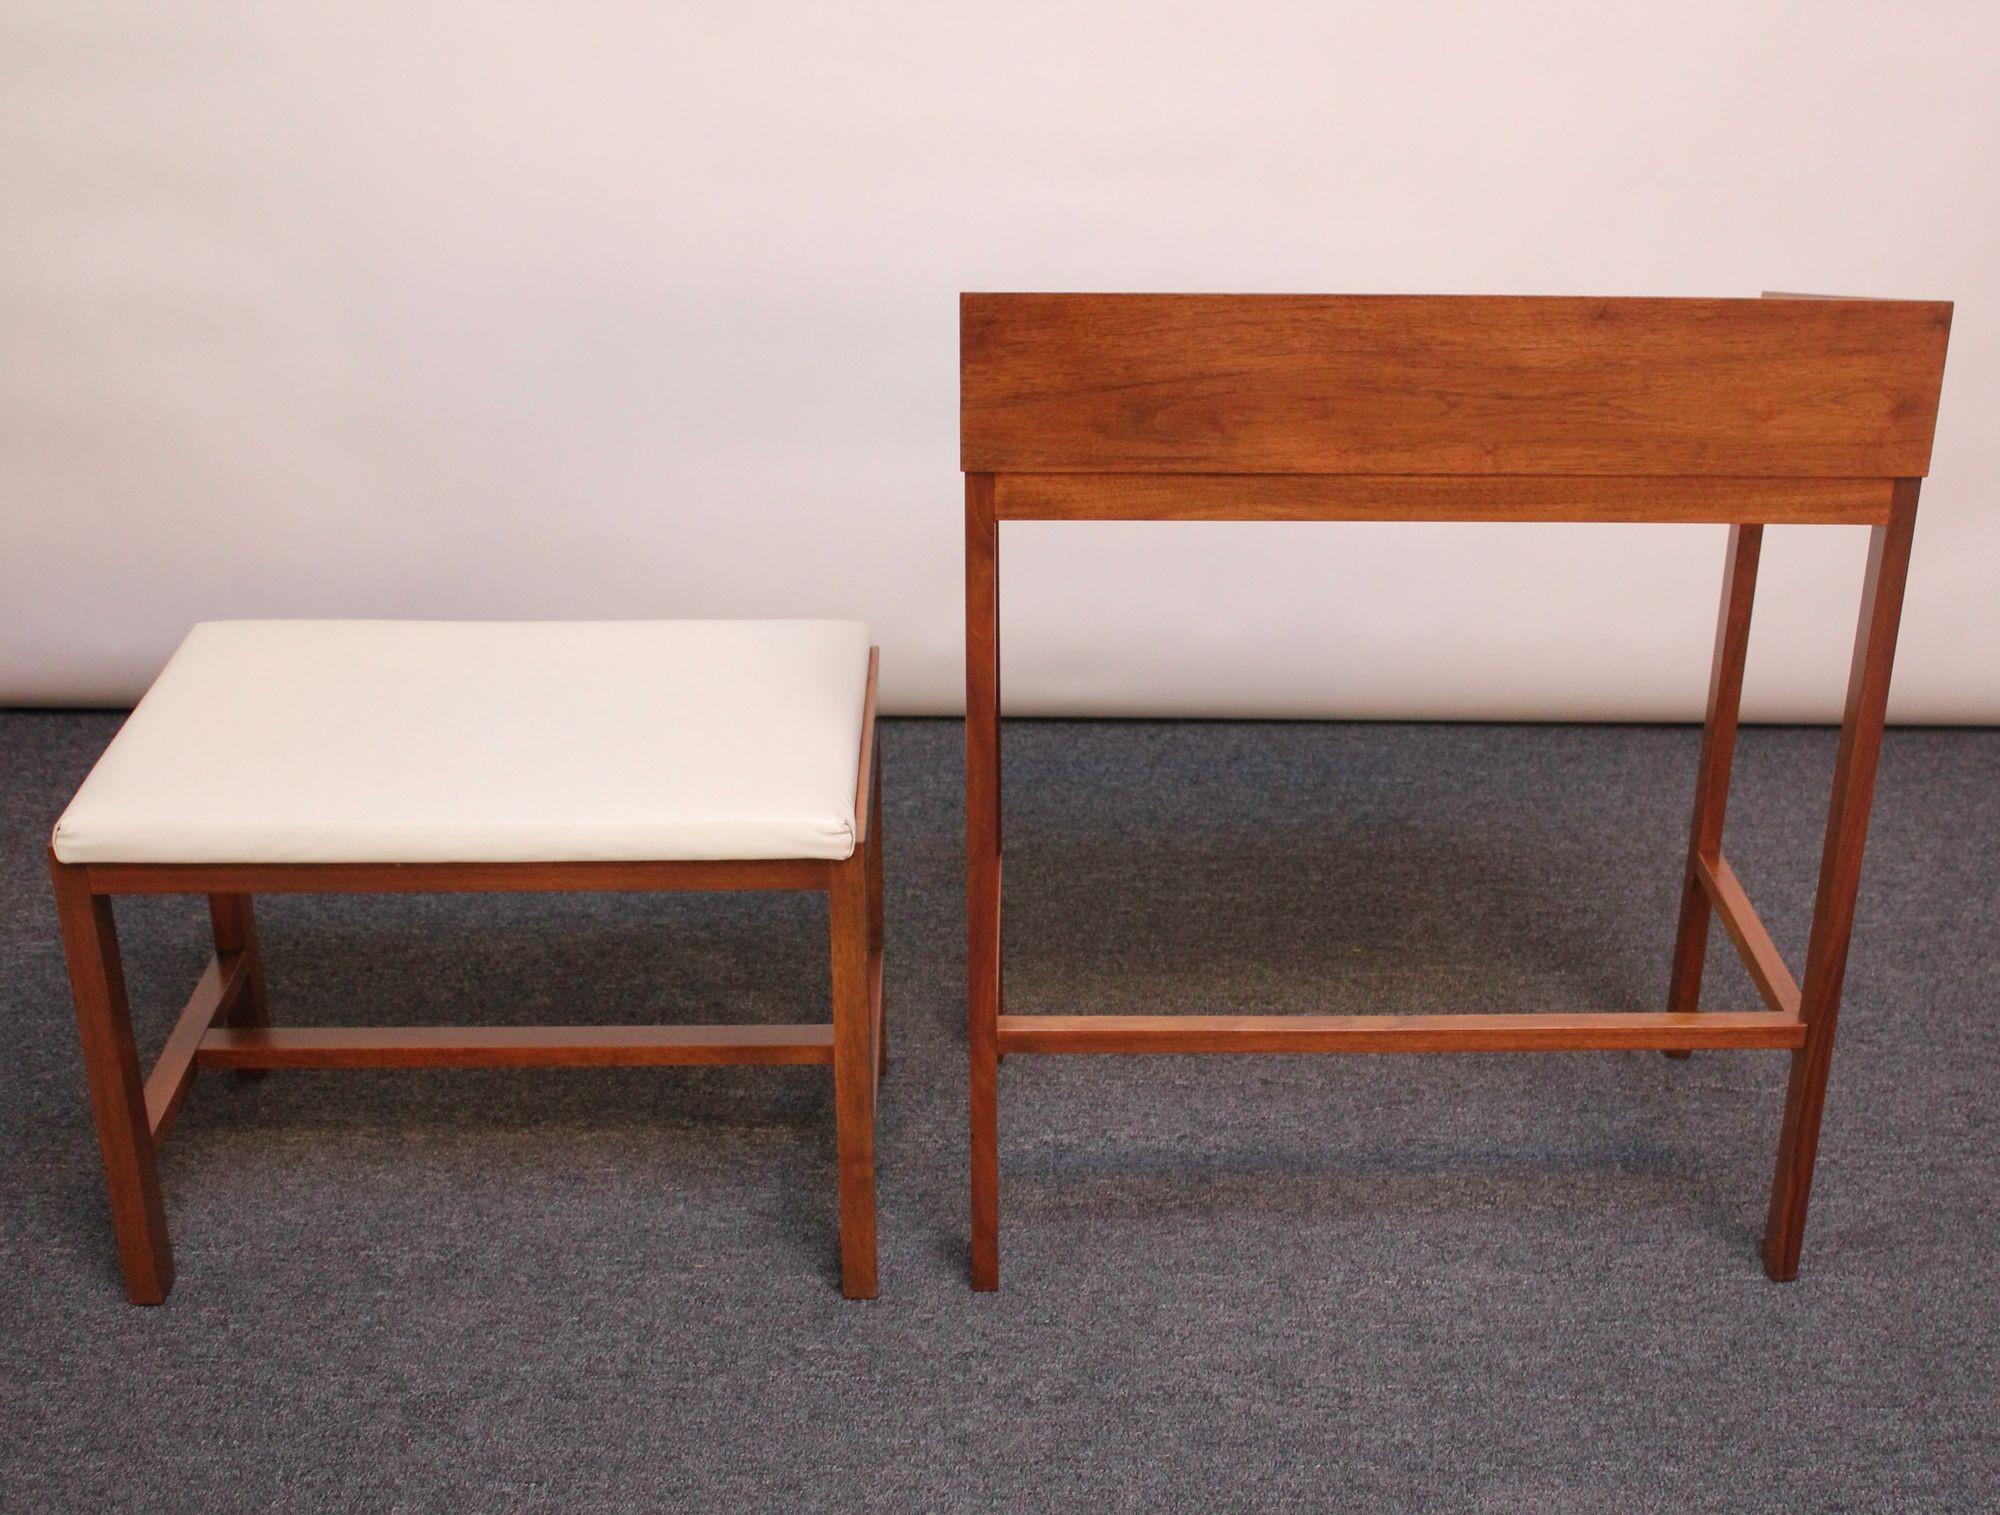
195, 1024, 836, 1069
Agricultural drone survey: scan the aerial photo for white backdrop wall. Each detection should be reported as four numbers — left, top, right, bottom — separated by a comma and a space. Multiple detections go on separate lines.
3, 1, 1995, 719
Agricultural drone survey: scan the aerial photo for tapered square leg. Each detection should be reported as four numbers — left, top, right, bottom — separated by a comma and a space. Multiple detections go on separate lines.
1764, 484, 1919, 1280
49, 855, 174, 1303
966, 474, 1002, 1291
1665, 524, 1764, 1056
830, 854, 879, 1299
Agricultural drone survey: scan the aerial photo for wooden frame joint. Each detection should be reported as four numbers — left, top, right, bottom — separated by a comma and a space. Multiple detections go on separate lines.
144, 953, 250, 1143
1694, 853, 1803, 1018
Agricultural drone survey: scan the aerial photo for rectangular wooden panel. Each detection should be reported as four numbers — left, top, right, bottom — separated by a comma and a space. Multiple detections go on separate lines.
962, 294, 1951, 477
994, 473, 1894, 524
996, 1011, 1806, 1054
197, 1024, 835, 1068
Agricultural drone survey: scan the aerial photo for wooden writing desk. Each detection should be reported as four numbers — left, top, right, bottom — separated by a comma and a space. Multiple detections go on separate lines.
960, 292, 1952, 1290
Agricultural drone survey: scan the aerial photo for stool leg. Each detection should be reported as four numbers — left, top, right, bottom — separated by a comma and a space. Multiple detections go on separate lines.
49, 856, 174, 1303
209, 893, 271, 1078
1764, 485, 1918, 1280
830, 853, 878, 1298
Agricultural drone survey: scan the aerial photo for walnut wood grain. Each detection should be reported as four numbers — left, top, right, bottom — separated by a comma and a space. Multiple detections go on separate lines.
963, 294, 1951, 477
1765, 482, 1921, 1280
1696, 854, 1802, 1020
965, 473, 1002, 1291
49, 856, 173, 1303
960, 292, 1951, 1288
1663, 521, 1765, 1059
996, 1012, 1805, 1055
867, 751, 886, 1083
829, 853, 879, 1298
196, 1024, 835, 1068
144, 953, 248, 1141
208, 892, 271, 1081
993, 473, 1894, 524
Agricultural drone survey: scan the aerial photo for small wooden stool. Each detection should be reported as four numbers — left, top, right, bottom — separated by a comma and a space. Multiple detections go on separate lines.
49, 619, 886, 1301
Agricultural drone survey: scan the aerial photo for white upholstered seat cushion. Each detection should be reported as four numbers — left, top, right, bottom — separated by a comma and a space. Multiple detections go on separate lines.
51, 620, 872, 865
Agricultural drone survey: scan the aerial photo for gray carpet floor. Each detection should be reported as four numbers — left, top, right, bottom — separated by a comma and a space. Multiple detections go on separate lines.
1, 712, 1995, 1512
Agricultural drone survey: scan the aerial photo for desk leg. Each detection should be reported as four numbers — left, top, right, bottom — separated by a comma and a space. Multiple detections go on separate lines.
1665, 524, 1764, 1052
967, 473, 1002, 1291
1765, 482, 1919, 1280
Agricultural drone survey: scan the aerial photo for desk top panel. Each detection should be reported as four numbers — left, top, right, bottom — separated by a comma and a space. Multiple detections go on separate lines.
961, 295, 1951, 478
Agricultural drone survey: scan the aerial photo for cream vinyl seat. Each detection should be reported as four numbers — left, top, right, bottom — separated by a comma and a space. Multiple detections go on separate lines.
52, 619, 872, 865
